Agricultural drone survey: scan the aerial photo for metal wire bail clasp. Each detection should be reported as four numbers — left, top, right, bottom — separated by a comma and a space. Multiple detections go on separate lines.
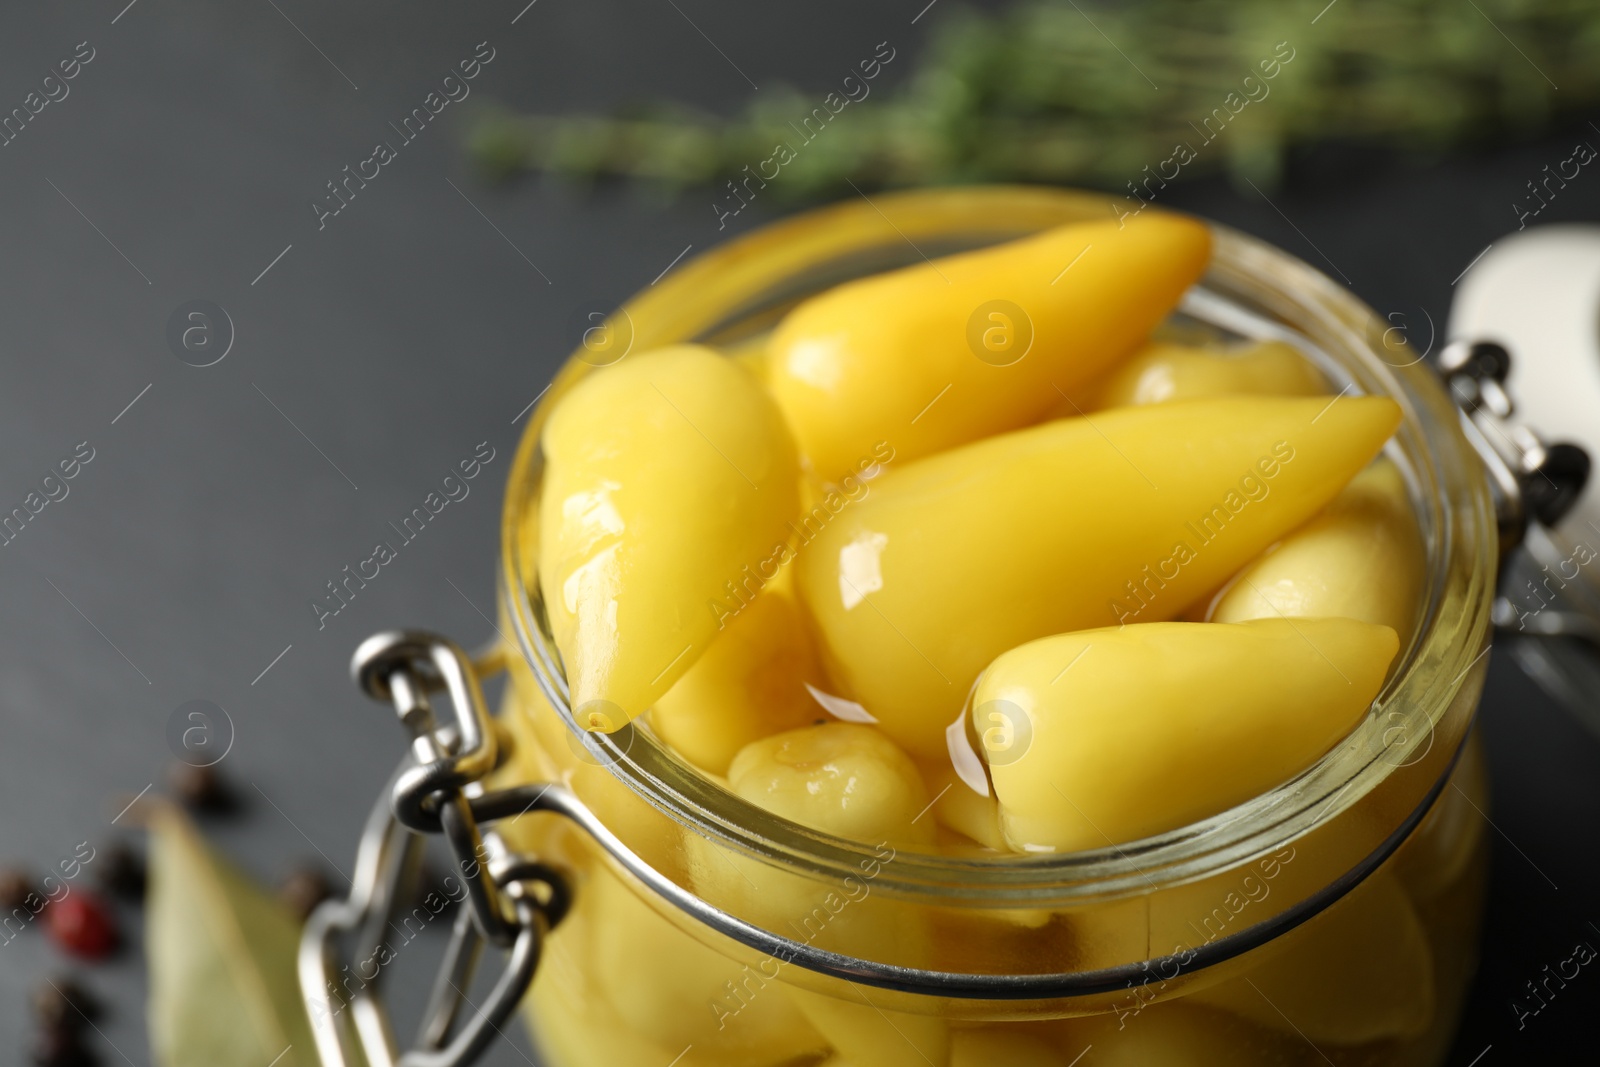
356, 630, 519, 945
300, 630, 570, 1067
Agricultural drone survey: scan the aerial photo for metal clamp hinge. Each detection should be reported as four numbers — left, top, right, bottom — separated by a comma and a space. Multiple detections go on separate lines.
299, 631, 571, 1067
1435, 338, 1590, 550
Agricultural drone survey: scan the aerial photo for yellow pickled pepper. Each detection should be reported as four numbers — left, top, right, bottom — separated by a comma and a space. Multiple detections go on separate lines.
787, 994, 949, 1067
950, 1028, 1068, 1066
722, 330, 773, 385
728, 722, 936, 849
651, 578, 826, 775
584, 866, 830, 1063
1189, 870, 1436, 1044
1082, 339, 1327, 411
1062, 1002, 1294, 1065
724, 723, 948, 1067
767, 215, 1212, 481
538, 345, 800, 727
974, 619, 1398, 852
1209, 458, 1425, 643
919, 759, 1007, 851
797, 395, 1401, 758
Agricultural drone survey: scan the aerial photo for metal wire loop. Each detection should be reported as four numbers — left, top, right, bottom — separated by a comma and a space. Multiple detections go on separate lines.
300, 631, 570, 1067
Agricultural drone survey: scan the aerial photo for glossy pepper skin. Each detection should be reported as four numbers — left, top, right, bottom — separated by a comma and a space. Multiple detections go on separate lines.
727, 722, 935, 848
1082, 339, 1327, 410
1209, 458, 1425, 643
974, 618, 1399, 852
795, 394, 1402, 758
723, 722, 947, 1066
766, 214, 1212, 482
1190, 870, 1436, 1044
583, 866, 828, 1062
650, 579, 826, 776
538, 345, 799, 727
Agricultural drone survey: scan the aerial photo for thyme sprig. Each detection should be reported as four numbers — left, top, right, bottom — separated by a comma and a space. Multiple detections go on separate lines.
470, 0, 1600, 198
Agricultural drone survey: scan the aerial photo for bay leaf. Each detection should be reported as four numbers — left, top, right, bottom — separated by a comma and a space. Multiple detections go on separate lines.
146, 802, 318, 1067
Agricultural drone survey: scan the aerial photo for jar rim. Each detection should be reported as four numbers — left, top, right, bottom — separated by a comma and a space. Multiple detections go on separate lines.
497, 185, 1497, 905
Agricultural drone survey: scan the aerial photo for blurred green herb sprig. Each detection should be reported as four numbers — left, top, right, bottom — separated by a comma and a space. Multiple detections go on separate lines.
469, 0, 1600, 199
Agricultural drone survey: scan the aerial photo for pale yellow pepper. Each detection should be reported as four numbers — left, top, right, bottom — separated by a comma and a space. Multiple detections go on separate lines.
919, 760, 1007, 852
728, 722, 936, 849
1209, 459, 1425, 644
528, 869, 829, 1067
1077, 339, 1327, 412
795, 394, 1400, 759
1060, 1002, 1293, 1065
767, 215, 1212, 481
781, 992, 948, 1067
538, 345, 799, 725
1189, 870, 1435, 1043
528, 930, 684, 1067
950, 1027, 1066, 1066
584, 866, 829, 1063
722, 330, 773, 385
724, 722, 948, 1066
975, 619, 1398, 852
651, 578, 826, 776
1392, 733, 1488, 901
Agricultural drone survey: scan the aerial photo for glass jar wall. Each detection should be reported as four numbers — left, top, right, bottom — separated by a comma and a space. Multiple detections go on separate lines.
489, 188, 1499, 1067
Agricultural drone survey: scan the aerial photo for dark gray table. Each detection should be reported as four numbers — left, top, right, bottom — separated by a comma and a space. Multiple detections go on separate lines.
0, 2, 1594, 1064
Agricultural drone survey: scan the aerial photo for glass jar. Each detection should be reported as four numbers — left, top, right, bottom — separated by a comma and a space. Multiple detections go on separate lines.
492, 187, 1497, 1067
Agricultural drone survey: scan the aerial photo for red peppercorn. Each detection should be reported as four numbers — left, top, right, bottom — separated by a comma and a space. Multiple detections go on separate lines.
44, 892, 118, 961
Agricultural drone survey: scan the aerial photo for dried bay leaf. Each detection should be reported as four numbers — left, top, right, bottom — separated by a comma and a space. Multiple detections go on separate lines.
146, 802, 316, 1067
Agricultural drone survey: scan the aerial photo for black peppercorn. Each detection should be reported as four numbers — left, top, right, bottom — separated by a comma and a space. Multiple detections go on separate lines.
167, 763, 238, 814
0, 867, 32, 912
96, 843, 145, 901
29, 1024, 97, 1067
32, 978, 100, 1032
